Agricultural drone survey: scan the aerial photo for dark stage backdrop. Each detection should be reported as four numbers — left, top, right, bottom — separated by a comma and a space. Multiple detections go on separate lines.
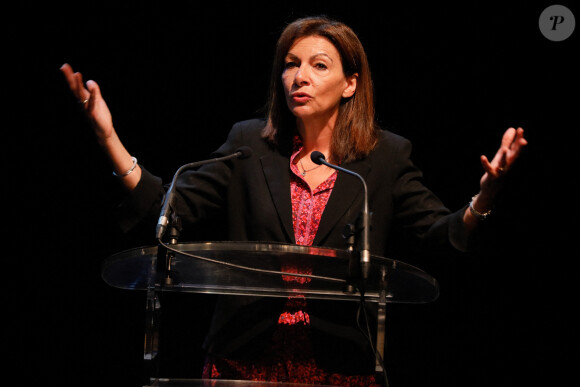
10, 1, 578, 387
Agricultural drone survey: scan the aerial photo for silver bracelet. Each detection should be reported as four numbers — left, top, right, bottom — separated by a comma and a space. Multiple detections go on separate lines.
469, 194, 492, 220
113, 156, 138, 177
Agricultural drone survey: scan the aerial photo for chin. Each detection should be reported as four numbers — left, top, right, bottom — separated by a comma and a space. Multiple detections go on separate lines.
290, 106, 315, 118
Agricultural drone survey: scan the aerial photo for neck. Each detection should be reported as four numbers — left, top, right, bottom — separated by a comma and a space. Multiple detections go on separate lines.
296, 112, 337, 156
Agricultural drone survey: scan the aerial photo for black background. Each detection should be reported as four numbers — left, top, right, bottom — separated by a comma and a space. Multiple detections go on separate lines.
9, 1, 578, 386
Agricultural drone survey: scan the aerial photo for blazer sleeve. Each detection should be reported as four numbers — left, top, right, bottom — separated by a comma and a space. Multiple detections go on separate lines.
113, 166, 165, 235
389, 135, 472, 253
111, 119, 256, 238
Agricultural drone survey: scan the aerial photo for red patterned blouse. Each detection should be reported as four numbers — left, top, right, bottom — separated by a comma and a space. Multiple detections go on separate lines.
202, 138, 379, 386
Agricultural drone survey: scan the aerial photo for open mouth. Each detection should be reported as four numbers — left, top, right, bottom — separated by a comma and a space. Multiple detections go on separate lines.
291, 92, 312, 103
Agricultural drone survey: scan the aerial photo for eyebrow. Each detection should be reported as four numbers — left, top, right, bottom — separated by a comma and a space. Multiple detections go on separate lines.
285, 52, 334, 62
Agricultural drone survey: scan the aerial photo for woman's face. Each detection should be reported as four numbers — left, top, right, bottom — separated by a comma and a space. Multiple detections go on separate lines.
282, 35, 357, 125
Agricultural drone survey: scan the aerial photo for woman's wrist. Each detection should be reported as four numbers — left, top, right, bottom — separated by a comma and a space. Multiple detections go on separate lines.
469, 192, 494, 220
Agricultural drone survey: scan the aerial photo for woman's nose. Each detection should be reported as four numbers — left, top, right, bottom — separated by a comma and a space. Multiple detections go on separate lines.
294, 65, 310, 86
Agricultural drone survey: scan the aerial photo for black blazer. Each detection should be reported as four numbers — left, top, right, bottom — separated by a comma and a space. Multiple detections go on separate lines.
120, 118, 468, 253
116, 118, 470, 374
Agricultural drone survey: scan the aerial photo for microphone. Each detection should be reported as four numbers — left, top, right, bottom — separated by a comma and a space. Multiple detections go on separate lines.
156, 146, 253, 240
311, 151, 371, 280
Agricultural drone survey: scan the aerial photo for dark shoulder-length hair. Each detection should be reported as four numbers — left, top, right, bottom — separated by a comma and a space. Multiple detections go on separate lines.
262, 16, 378, 163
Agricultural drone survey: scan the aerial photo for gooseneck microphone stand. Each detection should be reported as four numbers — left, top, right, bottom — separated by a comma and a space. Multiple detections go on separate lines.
310, 151, 371, 283
311, 151, 389, 386
144, 147, 253, 385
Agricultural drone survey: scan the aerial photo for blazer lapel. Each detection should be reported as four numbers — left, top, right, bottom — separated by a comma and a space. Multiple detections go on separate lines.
260, 152, 295, 243
313, 159, 371, 246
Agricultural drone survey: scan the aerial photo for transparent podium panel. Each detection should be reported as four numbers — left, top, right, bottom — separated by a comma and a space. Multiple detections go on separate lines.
102, 241, 439, 303
102, 241, 440, 386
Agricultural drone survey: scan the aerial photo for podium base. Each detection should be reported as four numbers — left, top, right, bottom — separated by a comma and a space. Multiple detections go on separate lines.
147, 379, 333, 387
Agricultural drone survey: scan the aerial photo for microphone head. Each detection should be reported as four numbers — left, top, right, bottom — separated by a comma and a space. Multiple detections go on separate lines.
310, 151, 325, 165
236, 146, 253, 159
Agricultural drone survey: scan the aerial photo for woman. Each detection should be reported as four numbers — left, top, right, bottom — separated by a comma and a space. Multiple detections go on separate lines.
61, 16, 526, 386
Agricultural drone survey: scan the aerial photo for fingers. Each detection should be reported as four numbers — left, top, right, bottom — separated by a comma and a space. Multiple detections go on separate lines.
494, 128, 515, 169
60, 63, 91, 104
480, 155, 492, 173
480, 154, 504, 177
501, 127, 517, 149
514, 127, 528, 150
504, 127, 528, 164
505, 127, 527, 150
484, 127, 528, 176
60, 63, 78, 94
86, 79, 101, 99
74, 72, 89, 102
59, 63, 72, 76
482, 128, 513, 176
488, 135, 508, 170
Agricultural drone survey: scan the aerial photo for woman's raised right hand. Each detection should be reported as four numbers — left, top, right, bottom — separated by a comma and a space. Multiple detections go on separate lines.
60, 63, 114, 143
60, 63, 141, 190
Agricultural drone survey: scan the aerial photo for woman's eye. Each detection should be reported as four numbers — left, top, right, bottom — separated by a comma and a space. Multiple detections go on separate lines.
284, 61, 298, 69
314, 63, 328, 70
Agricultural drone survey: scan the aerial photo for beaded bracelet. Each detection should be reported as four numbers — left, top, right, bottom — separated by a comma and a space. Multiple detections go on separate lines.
469, 194, 492, 220
113, 156, 138, 177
